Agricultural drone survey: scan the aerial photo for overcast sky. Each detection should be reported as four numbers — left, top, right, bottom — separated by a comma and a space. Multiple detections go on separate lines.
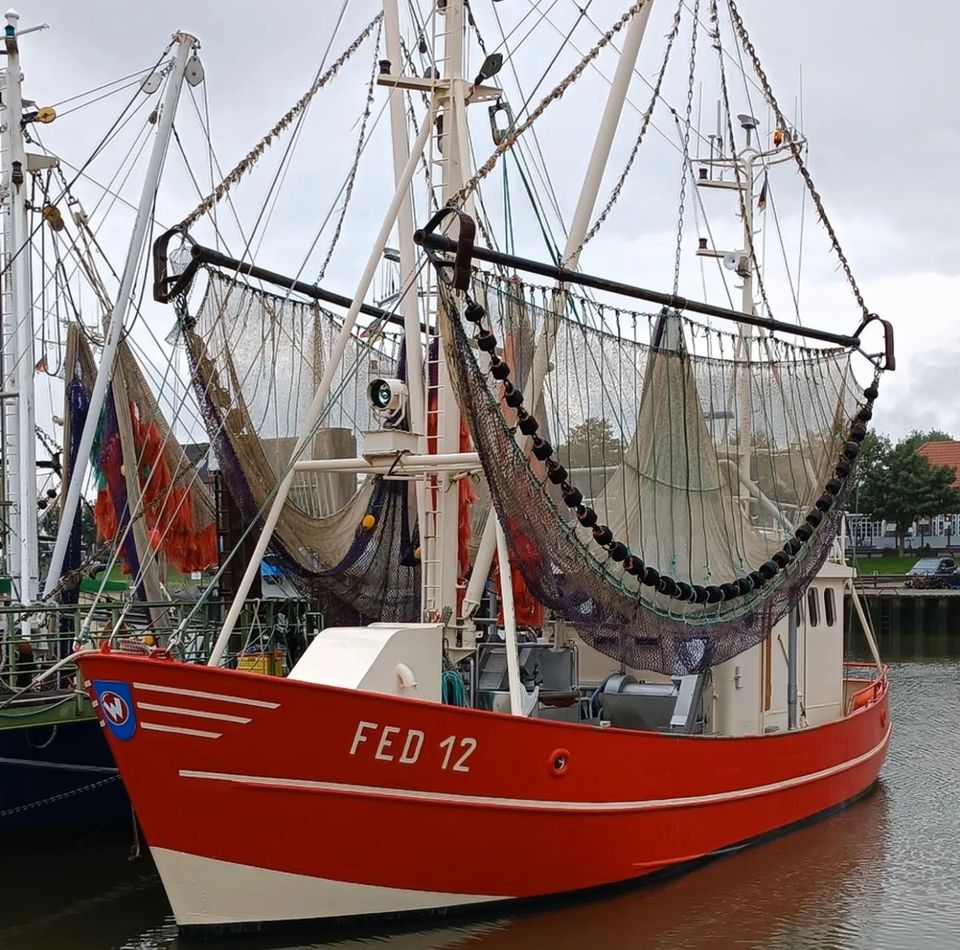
16, 0, 960, 444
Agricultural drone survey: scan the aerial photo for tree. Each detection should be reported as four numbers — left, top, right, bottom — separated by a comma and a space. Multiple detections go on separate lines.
555, 416, 624, 470
856, 430, 960, 555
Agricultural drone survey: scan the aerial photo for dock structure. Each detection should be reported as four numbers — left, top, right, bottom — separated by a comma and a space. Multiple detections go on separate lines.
847, 582, 960, 646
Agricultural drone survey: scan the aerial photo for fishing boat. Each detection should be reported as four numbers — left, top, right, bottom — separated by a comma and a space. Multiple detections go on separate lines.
77, 0, 892, 932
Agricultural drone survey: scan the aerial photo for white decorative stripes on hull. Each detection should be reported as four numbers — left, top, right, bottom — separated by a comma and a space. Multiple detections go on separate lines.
150, 848, 507, 927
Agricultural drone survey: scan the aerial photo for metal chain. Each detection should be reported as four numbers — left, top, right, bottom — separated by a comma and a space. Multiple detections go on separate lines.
316, 17, 383, 282
577, 0, 685, 257
34, 423, 62, 458
672, 0, 700, 295
176, 13, 383, 233
711, 0, 773, 318
725, 0, 869, 319
447, 1, 648, 209
463, 0, 489, 57
0, 773, 121, 819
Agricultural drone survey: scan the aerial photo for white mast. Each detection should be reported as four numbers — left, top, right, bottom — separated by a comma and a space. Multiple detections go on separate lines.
420, 0, 471, 640
735, 144, 755, 472
382, 0, 426, 549
43, 31, 198, 598
1, 9, 40, 610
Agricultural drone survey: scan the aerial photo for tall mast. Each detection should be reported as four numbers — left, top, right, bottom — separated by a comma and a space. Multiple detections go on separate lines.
44, 31, 198, 598
694, 117, 782, 478
382, 0, 425, 548
1, 9, 39, 609
735, 147, 755, 473
421, 0, 470, 638
209, 0, 496, 664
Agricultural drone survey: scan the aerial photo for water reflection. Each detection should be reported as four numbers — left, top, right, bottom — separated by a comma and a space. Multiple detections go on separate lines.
465, 787, 890, 950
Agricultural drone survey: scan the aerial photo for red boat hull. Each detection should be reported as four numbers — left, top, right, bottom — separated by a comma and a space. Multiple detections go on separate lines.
78, 651, 889, 930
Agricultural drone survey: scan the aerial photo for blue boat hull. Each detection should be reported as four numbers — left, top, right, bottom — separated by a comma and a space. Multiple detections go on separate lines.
0, 717, 130, 842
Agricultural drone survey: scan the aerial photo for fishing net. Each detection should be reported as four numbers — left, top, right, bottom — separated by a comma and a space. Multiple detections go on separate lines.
183, 269, 420, 621
439, 273, 872, 674
61, 324, 98, 601
65, 326, 218, 580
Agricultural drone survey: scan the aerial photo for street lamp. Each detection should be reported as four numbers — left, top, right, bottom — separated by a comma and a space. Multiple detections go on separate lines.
918, 515, 931, 552
946, 514, 954, 553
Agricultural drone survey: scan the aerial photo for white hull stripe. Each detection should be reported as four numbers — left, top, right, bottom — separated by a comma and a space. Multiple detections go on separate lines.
143, 722, 222, 740
151, 847, 506, 926
138, 702, 251, 724
134, 682, 279, 709
181, 724, 890, 814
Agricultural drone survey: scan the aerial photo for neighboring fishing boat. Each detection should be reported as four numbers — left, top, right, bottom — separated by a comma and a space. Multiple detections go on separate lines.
0, 11, 143, 837
78, 0, 892, 932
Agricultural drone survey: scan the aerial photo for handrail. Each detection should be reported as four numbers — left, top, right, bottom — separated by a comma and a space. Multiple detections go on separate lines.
842, 661, 887, 715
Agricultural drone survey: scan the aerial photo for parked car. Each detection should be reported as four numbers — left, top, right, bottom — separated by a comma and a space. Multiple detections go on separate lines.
906, 557, 958, 589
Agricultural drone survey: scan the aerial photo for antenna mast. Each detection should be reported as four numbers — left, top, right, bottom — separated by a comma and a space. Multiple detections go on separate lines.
1, 9, 41, 614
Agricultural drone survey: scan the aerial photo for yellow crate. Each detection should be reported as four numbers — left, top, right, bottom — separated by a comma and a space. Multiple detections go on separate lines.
237, 650, 285, 676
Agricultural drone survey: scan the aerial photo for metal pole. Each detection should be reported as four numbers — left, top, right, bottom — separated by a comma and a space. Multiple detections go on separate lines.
421, 0, 469, 637
293, 452, 480, 474
495, 517, 524, 716
787, 605, 798, 729
207, 105, 435, 666
463, 1, 655, 614
848, 582, 883, 672
43, 32, 197, 598
559, 0, 656, 273
383, 0, 427, 554
736, 155, 755, 473
415, 229, 860, 349
187, 245, 401, 324
1, 10, 38, 610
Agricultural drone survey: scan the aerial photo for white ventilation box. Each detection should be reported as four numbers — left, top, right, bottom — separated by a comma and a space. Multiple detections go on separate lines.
362, 428, 421, 460
288, 623, 443, 703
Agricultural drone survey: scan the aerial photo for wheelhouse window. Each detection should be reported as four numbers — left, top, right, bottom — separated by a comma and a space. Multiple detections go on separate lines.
824, 588, 836, 627
807, 588, 820, 628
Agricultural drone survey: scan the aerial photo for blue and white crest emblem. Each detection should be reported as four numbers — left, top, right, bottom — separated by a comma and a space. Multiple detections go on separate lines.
92, 680, 136, 741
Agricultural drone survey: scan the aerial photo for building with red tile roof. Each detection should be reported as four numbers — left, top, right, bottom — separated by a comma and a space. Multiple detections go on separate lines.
917, 441, 960, 488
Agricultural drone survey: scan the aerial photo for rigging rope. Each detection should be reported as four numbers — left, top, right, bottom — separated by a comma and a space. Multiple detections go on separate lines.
672, 0, 700, 296
710, 0, 773, 318
575, 0, 684, 257
447, 1, 648, 208
724, 0, 870, 320
315, 17, 383, 282
175, 12, 383, 233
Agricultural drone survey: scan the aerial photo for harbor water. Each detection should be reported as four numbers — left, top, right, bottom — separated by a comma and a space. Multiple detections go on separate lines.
2, 644, 958, 949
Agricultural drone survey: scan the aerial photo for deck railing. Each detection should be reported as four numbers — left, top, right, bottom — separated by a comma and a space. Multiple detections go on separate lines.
0, 597, 321, 701
842, 660, 887, 715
